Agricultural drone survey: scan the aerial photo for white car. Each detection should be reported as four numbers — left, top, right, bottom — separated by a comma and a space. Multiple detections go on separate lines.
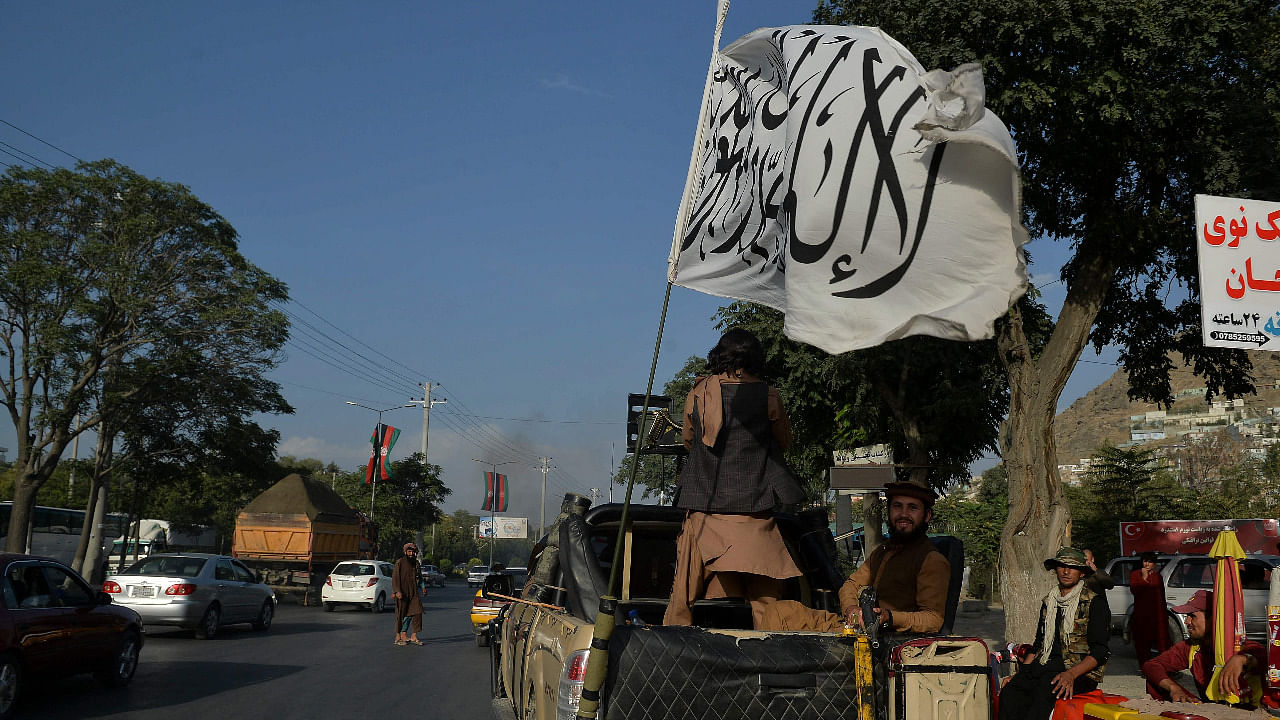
104, 553, 276, 639
1105, 553, 1280, 641
467, 565, 490, 587
321, 560, 395, 613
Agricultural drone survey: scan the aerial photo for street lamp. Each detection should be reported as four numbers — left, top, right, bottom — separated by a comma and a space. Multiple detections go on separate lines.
346, 401, 414, 521
473, 457, 517, 566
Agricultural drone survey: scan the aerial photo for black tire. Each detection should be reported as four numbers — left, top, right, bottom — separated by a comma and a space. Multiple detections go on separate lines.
0, 654, 21, 720
323, 602, 335, 612
1167, 612, 1184, 643
194, 604, 221, 640
95, 631, 140, 688
475, 631, 489, 648
371, 593, 385, 614
252, 601, 274, 631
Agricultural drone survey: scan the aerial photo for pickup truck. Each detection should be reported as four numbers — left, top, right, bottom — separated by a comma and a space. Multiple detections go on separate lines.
487, 502, 981, 720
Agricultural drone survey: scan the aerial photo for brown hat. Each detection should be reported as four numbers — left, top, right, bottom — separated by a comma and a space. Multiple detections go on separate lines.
883, 479, 937, 507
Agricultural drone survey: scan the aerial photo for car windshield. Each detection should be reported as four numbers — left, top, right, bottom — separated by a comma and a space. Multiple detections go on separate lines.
470, 566, 489, 575
334, 562, 376, 576
122, 556, 207, 577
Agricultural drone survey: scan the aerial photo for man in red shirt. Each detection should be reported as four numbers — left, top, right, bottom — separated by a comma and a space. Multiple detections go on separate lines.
1141, 589, 1266, 704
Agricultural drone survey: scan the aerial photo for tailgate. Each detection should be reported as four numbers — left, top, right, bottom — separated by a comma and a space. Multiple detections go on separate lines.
603, 626, 869, 720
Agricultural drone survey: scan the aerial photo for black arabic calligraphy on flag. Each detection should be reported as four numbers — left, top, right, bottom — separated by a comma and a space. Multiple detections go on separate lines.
668, 26, 1028, 354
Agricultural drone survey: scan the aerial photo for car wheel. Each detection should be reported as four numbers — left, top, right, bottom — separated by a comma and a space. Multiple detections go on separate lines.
371, 593, 385, 613
476, 631, 489, 647
323, 602, 335, 612
252, 601, 274, 631
95, 631, 140, 688
0, 654, 21, 720
194, 604, 221, 640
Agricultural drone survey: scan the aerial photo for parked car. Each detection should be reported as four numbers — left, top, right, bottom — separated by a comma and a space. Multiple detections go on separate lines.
0, 553, 145, 718
1105, 553, 1280, 642
321, 560, 394, 612
469, 567, 527, 647
419, 564, 447, 587
104, 553, 276, 639
466, 565, 490, 587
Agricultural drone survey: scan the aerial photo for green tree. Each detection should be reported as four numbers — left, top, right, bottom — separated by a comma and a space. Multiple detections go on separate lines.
1068, 446, 1190, 563
0, 160, 289, 553
333, 453, 450, 560
932, 464, 1008, 601
815, 0, 1280, 640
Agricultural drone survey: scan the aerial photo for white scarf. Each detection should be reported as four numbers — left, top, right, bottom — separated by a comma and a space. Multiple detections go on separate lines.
1039, 581, 1085, 665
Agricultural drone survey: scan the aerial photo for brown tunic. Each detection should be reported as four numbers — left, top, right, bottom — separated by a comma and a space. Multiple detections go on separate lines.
393, 557, 423, 631
756, 534, 948, 633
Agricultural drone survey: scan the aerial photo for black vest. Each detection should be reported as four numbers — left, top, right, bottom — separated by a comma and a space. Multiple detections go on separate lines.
675, 383, 803, 513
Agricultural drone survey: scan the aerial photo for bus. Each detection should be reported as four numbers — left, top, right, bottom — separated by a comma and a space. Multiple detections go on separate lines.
0, 502, 128, 566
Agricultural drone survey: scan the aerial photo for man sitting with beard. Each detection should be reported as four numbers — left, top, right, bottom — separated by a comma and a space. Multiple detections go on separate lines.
757, 479, 949, 633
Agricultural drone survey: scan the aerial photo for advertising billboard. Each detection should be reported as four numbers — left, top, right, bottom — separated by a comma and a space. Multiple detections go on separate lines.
1118, 518, 1280, 556
478, 517, 529, 540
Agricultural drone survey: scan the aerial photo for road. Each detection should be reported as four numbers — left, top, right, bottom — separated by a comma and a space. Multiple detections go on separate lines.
20, 582, 492, 720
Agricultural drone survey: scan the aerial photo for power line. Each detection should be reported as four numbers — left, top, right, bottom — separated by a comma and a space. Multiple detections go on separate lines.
0, 118, 84, 163
0, 141, 54, 169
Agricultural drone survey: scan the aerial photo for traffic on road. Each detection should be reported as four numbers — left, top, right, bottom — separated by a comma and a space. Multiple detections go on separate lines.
12, 579, 487, 719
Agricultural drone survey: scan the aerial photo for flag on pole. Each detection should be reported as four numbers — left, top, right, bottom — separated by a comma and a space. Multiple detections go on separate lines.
667, 25, 1028, 354
365, 424, 401, 484
482, 471, 508, 512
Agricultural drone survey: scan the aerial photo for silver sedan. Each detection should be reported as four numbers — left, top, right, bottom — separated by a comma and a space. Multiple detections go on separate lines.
104, 553, 276, 639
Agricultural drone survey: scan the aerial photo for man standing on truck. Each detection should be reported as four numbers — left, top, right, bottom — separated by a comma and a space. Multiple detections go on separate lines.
757, 479, 949, 633
998, 547, 1111, 720
1141, 589, 1266, 705
662, 329, 806, 630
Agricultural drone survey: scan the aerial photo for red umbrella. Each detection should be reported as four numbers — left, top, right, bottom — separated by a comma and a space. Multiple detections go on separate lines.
1206, 529, 1252, 704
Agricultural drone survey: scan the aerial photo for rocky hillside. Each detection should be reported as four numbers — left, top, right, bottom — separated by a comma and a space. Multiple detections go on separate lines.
1054, 350, 1280, 465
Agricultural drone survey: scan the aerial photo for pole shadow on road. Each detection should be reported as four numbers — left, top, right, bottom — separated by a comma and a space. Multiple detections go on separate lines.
20, 660, 305, 718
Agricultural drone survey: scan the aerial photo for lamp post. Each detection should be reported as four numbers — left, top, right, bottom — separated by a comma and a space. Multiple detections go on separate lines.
346, 401, 414, 522
472, 457, 517, 567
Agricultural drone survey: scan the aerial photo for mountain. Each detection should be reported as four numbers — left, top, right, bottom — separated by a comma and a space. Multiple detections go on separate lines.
1054, 350, 1280, 465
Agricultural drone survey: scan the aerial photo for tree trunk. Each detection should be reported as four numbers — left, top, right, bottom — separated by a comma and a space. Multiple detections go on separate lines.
73, 429, 115, 574
862, 493, 883, 558
997, 247, 1115, 643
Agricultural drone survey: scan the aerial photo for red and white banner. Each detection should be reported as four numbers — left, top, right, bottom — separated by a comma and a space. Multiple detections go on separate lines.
1119, 518, 1280, 556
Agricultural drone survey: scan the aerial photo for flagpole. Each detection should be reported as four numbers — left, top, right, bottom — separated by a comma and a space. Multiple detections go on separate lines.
473, 458, 517, 567
581, 4, 731, 719
346, 401, 414, 525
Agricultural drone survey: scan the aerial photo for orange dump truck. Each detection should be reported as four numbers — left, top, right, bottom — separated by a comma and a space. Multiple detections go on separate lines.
232, 473, 376, 591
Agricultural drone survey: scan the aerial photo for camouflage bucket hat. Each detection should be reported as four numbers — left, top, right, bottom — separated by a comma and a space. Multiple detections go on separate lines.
1043, 547, 1093, 575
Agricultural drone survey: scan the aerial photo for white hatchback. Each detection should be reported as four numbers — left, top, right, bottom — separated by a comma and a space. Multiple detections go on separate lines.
321, 560, 395, 613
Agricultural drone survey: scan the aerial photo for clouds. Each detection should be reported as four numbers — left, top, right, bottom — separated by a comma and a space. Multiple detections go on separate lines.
537, 73, 609, 98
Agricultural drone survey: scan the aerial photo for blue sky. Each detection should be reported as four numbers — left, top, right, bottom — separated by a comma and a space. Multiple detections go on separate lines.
2, 1, 1116, 523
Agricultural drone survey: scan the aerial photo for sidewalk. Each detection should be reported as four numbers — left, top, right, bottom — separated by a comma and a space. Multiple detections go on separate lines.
950, 603, 1147, 699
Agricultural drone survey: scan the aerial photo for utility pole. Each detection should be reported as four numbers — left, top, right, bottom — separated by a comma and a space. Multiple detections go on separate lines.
410, 384, 446, 557
409, 382, 447, 461
590, 487, 600, 505
535, 457, 555, 537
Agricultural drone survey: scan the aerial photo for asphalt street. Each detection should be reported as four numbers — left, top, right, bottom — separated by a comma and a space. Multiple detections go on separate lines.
19, 582, 491, 720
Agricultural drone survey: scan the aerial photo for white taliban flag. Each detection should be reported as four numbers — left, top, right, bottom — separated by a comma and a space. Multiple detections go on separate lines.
668, 25, 1028, 354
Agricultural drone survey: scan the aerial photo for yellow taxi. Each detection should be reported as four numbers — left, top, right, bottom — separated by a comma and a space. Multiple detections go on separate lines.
470, 567, 525, 647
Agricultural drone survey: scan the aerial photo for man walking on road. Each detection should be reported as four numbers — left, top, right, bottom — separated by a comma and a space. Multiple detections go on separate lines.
393, 542, 424, 646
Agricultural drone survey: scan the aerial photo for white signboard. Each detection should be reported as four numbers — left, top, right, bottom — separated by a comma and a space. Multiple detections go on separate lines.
833, 444, 895, 466
478, 517, 528, 540
1196, 194, 1280, 349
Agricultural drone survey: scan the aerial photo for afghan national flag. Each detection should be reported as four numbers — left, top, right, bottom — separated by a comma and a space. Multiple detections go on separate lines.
364, 424, 401, 483
482, 471, 508, 512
